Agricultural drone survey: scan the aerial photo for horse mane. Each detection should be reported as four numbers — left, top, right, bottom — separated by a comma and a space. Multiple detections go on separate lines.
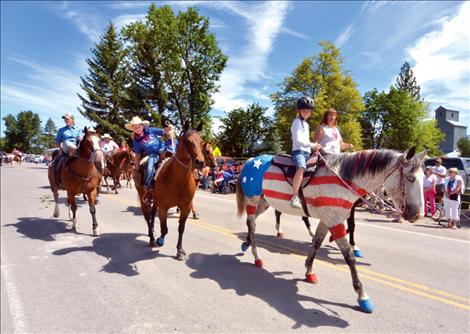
324, 149, 400, 180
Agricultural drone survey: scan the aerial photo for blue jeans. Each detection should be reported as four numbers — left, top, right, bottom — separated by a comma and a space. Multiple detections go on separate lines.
291, 150, 310, 169
144, 153, 160, 189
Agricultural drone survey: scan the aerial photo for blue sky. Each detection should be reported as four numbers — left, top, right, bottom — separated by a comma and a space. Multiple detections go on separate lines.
1, 1, 469, 136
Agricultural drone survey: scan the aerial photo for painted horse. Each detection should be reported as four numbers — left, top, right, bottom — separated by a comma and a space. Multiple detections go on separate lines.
135, 122, 206, 260
236, 148, 425, 313
48, 127, 103, 235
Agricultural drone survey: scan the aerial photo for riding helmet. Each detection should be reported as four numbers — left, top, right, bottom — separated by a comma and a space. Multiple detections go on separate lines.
297, 96, 314, 110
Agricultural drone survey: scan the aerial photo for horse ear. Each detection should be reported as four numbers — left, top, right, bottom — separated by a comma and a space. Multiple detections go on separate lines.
84, 126, 88, 135
415, 149, 427, 162
183, 122, 189, 133
196, 122, 203, 132
404, 146, 416, 161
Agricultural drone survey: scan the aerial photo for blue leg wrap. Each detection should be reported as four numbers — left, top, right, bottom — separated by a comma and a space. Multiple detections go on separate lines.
157, 237, 165, 246
241, 242, 249, 252
353, 248, 364, 258
358, 299, 374, 313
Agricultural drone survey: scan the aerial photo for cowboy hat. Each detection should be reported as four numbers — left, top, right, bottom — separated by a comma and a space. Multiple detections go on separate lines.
102, 133, 112, 139
125, 116, 150, 131
62, 113, 74, 120
88, 127, 97, 133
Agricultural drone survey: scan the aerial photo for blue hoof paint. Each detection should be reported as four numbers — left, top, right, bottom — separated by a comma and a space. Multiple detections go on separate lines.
157, 237, 165, 246
241, 242, 249, 252
358, 299, 374, 313
354, 249, 364, 258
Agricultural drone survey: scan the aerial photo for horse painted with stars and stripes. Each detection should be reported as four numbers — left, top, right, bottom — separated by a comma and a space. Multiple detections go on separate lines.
236, 147, 425, 313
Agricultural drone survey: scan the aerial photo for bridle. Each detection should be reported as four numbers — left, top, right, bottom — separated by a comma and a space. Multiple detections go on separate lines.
174, 131, 204, 171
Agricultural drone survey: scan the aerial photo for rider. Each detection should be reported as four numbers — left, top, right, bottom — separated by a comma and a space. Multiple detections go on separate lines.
12, 147, 22, 158
313, 108, 353, 154
55, 113, 82, 156
290, 96, 322, 209
125, 116, 173, 203
100, 133, 119, 166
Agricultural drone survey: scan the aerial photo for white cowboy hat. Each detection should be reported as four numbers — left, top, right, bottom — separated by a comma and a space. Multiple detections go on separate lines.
88, 127, 97, 133
102, 133, 112, 139
62, 113, 74, 120
125, 116, 150, 131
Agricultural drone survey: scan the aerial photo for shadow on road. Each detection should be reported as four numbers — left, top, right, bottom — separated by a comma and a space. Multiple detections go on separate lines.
5, 217, 70, 242
235, 232, 371, 267
53, 233, 168, 276
187, 253, 352, 329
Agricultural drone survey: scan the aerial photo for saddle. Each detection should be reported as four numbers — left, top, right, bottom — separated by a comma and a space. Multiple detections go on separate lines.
51, 153, 70, 188
271, 153, 321, 188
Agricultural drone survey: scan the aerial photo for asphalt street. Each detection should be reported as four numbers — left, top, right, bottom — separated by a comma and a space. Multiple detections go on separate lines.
1, 163, 469, 333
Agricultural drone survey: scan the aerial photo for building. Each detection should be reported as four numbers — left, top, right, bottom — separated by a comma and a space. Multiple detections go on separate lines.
435, 106, 468, 154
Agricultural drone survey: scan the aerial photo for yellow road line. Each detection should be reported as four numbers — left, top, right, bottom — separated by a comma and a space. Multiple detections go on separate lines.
103, 193, 470, 310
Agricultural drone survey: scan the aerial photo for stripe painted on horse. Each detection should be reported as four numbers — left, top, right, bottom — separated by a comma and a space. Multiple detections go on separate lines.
329, 223, 347, 241
246, 205, 257, 215
263, 189, 354, 209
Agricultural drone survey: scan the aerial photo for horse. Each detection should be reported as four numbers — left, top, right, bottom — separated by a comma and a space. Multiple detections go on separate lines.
12, 154, 22, 164
135, 122, 205, 260
101, 150, 135, 194
236, 147, 425, 313
48, 127, 103, 235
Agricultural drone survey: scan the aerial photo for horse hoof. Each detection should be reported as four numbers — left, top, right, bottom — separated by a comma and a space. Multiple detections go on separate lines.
53, 211, 59, 218
149, 240, 157, 248
156, 237, 165, 247
254, 259, 263, 268
276, 232, 285, 238
192, 213, 200, 219
93, 229, 100, 237
358, 299, 374, 313
176, 251, 187, 261
353, 249, 364, 258
241, 242, 249, 252
306, 273, 318, 283
72, 226, 79, 232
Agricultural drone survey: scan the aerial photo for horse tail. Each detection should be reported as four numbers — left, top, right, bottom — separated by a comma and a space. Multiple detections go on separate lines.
236, 180, 245, 217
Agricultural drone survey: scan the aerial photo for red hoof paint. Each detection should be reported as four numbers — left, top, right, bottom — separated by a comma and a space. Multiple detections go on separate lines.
255, 259, 263, 268
276, 232, 285, 238
306, 273, 318, 283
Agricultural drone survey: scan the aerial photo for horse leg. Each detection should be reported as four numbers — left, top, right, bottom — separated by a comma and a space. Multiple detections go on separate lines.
156, 207, 169, 249
68, 192, 79, 232
113, 173, 119, 194
302, 216, 314, 238
88, 188, 99, 236
347, 199, 363, 258
242, 197, 264, 267
334, 236, 374, 313
305, 221, 329, 283
53, 190, 60, 218
175, 206, 191, 261
274, 210, 284, 238
191, 203, 199, 219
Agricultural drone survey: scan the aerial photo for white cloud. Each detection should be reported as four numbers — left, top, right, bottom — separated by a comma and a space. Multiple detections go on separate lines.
113, 13, 146, 31
1, 56, 90, 129
59, 2, 104, 42
336, 23, 354, 48
406, 2, 470, 125
280, 27, 310, 40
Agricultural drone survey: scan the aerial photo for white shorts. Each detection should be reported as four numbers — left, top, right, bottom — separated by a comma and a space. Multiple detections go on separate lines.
443, 197, 460, 220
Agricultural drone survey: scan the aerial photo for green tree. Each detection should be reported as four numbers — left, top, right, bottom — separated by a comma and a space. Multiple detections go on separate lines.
395, 62, 420, 99
42, 118, 57, 149
360, 87, 444, 152
272, 41, 363, 152
78, 22, 130, 143
217, 103, 277, 157
123, 4, 227, 128
457, 137, 470, 156
2, 111, 42, 153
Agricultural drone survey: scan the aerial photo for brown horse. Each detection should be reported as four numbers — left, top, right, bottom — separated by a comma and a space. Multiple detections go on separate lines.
48, 128, 103, 235
102, 150, 135, 194
135, 122, 205, 260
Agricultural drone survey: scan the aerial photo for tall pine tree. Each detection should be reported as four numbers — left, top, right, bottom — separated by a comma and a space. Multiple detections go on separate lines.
78, 22, 130, 142
395, 62, 420, 99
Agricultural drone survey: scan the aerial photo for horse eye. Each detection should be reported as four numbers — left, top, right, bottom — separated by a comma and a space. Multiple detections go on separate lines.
406, 176, 416, 182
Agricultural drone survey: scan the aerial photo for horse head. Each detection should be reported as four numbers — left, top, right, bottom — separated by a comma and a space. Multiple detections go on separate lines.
78, 127, 103, 161
384, 147, 426, 223
202, 142, 217, 168
178, 122, 205, 170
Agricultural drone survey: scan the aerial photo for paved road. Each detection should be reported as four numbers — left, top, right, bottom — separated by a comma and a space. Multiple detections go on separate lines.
1, 164, 469, 333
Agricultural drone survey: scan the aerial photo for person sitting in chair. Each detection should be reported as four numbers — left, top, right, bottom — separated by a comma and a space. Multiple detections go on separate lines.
125, 116, 172, 204
55, 113, 82, 156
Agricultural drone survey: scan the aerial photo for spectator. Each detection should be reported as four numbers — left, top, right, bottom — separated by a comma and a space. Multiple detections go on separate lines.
443, 167, 464, 229
433, 158, 446, 211
423, 166, 437, 217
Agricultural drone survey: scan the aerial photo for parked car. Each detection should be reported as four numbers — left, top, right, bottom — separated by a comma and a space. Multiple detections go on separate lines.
424, 157, 470, 193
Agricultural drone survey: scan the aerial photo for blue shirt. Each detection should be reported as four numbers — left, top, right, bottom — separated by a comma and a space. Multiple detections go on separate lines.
55, 125, 82, 145
164, 138, 178, 153
132, 127, 165, 155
